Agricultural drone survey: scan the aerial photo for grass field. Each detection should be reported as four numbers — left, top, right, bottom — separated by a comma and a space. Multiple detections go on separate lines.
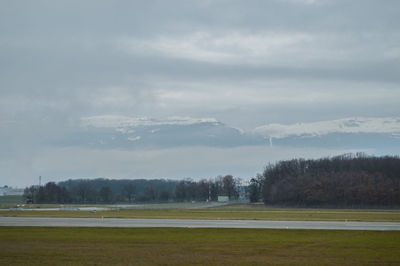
1, 205, 400, 222
1, 227, 399, 265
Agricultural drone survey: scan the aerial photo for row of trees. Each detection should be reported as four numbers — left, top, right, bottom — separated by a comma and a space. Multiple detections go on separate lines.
175, 175, 241, 202
23, 176, 242, 204
24, 179, 178, 204
248, 154, 400, 207
23, 154, 400, 207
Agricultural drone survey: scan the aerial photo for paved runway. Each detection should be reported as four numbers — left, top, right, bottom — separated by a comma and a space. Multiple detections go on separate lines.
1, 217, 400, 230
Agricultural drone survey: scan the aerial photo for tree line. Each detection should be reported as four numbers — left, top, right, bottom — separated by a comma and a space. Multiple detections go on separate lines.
24, 179, 177, 204
23, 154, 400, 207
175, 175, 241, 202
23, 175, 242, 204
248, 153, 400, 207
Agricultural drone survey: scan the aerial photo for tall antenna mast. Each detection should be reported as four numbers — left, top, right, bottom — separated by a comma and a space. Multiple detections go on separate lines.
39, 176, 42, 187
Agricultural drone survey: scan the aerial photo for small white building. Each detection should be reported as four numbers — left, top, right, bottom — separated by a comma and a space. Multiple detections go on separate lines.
217, 196, 229, 202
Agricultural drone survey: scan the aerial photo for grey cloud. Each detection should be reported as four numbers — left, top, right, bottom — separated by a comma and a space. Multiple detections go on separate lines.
1, 0, 399, 186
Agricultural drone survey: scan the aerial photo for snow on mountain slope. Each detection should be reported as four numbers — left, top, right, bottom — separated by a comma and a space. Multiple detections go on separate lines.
68, 115, 259, 149
253, 117, 400, 138
81, 115, 220, 128
55, 115, 399, 153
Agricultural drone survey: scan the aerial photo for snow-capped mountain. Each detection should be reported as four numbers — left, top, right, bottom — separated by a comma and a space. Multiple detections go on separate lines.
81, 115, 221, 128
55, 116, 400, 154
253, 117, 400, 138
59, 115, 262, 149
253, 117, 400, 153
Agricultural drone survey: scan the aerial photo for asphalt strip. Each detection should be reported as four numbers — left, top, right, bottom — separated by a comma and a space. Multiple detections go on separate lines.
1, 217, 400, 231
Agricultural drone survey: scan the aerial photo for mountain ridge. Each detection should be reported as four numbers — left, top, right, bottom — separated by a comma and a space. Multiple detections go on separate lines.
53, 116, 400, 154
253, 117, 400, 138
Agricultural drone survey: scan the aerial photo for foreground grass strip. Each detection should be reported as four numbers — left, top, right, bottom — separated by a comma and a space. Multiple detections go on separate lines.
1, 208, 400, 222
1, 227, 399, 265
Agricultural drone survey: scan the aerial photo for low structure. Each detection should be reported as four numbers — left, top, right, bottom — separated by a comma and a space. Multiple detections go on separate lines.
217, 196, 229, 202
0, 186, 24, 196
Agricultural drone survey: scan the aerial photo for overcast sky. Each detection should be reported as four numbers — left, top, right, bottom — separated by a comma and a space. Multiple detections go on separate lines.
1, 0, 399, 187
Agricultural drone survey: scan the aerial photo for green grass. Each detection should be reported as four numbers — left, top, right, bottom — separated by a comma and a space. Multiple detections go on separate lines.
0, 227, 399, 265
1, 206, 400, 222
